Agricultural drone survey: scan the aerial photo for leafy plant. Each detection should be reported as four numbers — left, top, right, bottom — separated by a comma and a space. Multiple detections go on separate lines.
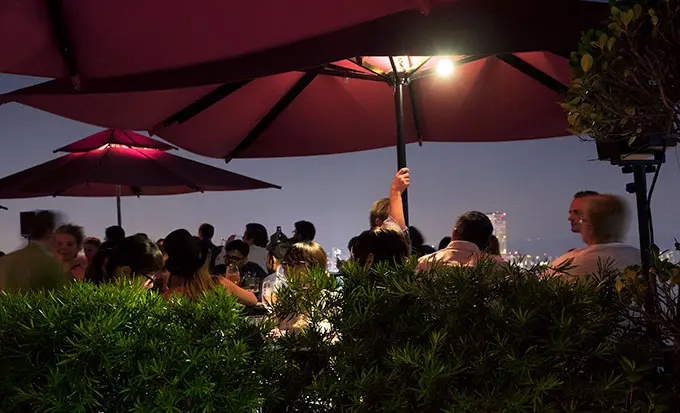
272, 260, 677, 412
0, 281, 286, 412
563, 0, 680, 145
615, 245, 680, 384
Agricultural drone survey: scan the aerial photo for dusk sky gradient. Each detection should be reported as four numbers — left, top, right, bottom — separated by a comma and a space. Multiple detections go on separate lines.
1, 73, 679, 256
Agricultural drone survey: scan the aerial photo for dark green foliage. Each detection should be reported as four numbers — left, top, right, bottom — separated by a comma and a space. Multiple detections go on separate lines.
0, 281, 284, 412
2, 261, 678, 412
563, 0, 680, 143
273, 260, 677, 412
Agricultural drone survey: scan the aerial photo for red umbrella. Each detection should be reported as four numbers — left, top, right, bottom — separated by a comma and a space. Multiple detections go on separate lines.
0, 130, 280, 225
0, 0, 605, 92
1, 52, 574, 158
0, 0, 443, 86
0, 53, 571, 223
0, 1, 607, 222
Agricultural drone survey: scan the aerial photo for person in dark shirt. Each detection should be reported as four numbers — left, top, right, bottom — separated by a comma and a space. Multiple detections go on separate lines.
214, 240, 267, 301
198, 223, 220, 274
409, 226, 436, 258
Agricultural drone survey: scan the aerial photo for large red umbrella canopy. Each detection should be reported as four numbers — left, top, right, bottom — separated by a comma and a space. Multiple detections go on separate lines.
0, 129, 280, 198
1, 52, 573, 159
0, 0, 442, 82
0, 0, 605, 92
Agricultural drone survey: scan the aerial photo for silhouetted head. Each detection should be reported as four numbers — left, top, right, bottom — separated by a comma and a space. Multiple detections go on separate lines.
452, 212, 494, 251
293, 221, 316, 242
352, 228, 409, 267
105, 226, 126, 244
164, 229, 210, 278
244, 223, 268, 248
198, 223, 215, 241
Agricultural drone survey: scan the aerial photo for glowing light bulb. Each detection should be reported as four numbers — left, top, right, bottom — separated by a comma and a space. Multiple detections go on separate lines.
436, 59, 454, 76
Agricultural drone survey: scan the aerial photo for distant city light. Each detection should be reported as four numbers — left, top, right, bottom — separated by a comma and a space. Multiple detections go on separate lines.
436, 59, 454, 76
486, 211, 508, 256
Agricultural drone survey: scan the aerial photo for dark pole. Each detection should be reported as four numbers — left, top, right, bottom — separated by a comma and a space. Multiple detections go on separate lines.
116, 185, 122, 227
394, 81, 409, 226
627, 163, 663, 347
630, 165, 651, 271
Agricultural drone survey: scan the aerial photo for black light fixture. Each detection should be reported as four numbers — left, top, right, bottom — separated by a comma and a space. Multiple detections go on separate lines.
596, 135, 678, 272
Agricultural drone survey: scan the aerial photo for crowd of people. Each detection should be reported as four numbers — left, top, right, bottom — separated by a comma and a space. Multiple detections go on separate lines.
0, 168, 641, 308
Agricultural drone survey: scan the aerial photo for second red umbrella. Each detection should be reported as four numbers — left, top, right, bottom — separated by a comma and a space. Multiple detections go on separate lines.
0, 129, 280, 226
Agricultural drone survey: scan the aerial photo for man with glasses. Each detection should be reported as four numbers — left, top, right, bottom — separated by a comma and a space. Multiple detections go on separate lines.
214, 239, 268, 301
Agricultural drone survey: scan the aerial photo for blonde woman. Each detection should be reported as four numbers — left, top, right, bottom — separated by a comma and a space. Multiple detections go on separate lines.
278, 241, 330, 333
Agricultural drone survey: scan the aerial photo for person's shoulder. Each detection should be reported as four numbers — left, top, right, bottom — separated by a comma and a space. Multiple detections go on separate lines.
552, 249, 581, 268
381, 216, 407, 233
416, 250, 444, 273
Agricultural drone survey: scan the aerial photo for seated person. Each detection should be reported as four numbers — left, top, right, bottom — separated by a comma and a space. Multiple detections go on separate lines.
84, 234, 164, 284
417, 211, 505, 272
261, 241, 290, 306
215, 240, 268, 301
551, 194, 640, 281
352, 228, 409, 267
161, 229, 257, 305
53, 224, 87, 281
409, 226, 436, 258
277, 241, 330, 332
83, 236, 102, 264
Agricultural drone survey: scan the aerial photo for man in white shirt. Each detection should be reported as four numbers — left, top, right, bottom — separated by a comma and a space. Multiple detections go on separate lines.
552, 194, 640, 281
417, 211, 505, 272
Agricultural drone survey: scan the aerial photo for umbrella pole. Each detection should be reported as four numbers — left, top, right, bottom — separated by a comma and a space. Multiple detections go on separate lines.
394, 81, 409, 227
116, 185, 122, 227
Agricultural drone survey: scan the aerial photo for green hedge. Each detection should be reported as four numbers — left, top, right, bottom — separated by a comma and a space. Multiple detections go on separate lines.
2, 262, 678, 412
272, 260, 679, 412
0, 281, 285, 412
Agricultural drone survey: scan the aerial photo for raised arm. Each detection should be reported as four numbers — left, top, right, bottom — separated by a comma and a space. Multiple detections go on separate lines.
389, 168, 410, 230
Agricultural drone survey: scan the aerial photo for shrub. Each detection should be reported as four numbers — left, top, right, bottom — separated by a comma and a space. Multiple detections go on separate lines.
563, 0, 680, 144
272, 260, 677, 412
0, 281, 285, 412
616, 247, 680, 384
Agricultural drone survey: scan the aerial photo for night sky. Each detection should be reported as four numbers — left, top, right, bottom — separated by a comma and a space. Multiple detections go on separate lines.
1, 74, 679, 256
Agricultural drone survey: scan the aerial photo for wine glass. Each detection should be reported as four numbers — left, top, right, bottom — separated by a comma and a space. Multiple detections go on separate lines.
226, 263, 240, 284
